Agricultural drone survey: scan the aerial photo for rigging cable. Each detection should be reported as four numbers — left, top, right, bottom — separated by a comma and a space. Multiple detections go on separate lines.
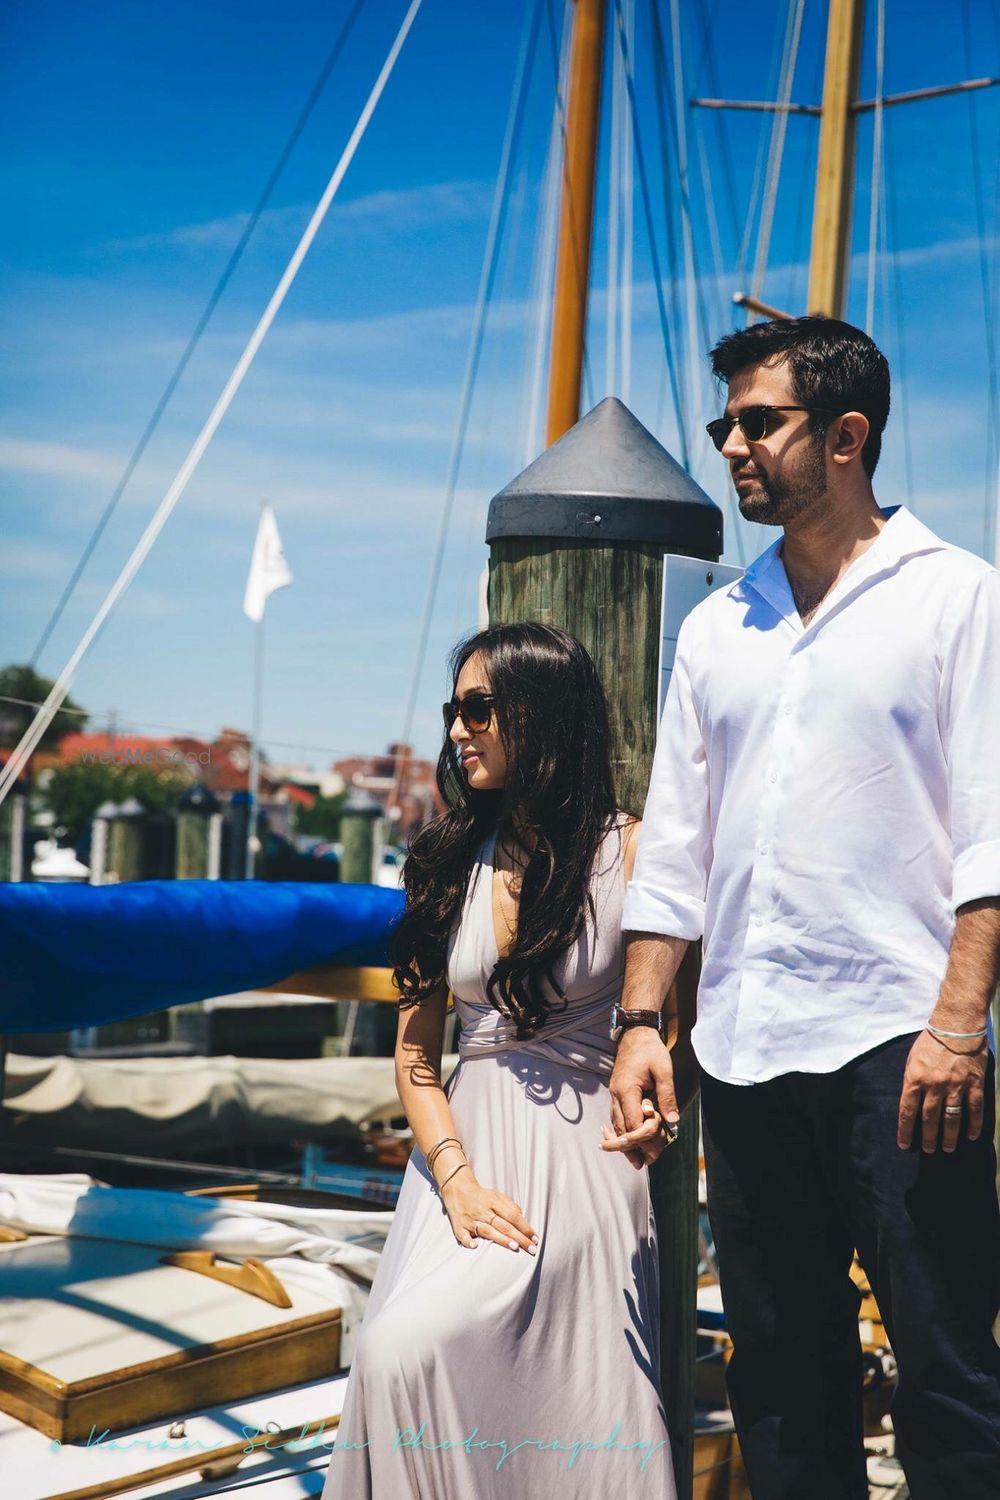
388, 0, 545, 797
0, 694, 361, 764
649, 1, 718, 386
608, 0, 622, 397
788, 30, 826, 316
961, 0, 1000, 560
520, 0, 573, 467
0, 0, 425, 811
542, 0, 596, 413
28, 0, 367, 671
650, 0, 746, 561
668, 0, 708, 471
619, 0, 635, 406
735, 6, 790, 292
748, 0, 806, 318
883, 109, 915, 511
691, 0, 741, 257
864, 0, 886, 335
992, 0, 1000, 563
647, 0, 688, 419
693, 99, 728, 331
607, 0, 635, 402
617, 0, 690, 467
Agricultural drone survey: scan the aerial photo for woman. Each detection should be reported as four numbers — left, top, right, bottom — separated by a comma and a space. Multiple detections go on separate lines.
321, 622, 678, 1499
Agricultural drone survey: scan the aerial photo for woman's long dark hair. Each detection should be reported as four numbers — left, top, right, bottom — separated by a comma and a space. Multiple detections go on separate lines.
392, 622, 619, 1039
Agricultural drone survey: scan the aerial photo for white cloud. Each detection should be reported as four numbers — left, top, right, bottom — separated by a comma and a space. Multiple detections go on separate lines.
0, 438, 126, 483
0, 538, 72, 580
101, 180, 494, 256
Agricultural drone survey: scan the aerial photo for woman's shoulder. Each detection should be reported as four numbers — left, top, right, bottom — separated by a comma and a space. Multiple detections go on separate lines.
594, 809, 640, 882
617, 810, 641, 883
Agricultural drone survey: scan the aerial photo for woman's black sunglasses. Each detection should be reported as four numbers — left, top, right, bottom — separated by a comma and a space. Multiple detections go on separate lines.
705, 404, 836, 452
442, 692, 495, 734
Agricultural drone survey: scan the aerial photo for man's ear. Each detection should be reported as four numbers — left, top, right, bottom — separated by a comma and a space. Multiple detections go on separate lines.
830, 411, 869, 466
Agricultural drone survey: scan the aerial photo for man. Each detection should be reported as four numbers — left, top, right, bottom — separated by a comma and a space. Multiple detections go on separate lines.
606, 316, 1000, 1499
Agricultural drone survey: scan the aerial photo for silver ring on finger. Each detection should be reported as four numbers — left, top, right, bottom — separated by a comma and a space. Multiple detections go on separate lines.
944, 1104, 963, 1116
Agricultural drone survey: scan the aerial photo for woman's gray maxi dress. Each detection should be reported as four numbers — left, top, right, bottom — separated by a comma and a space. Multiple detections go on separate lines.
321, 814, 676, 1499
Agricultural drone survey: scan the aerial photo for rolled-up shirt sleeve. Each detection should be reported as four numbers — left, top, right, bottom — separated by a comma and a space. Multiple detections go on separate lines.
622, 618, 711, 939
939, 566, 1000, 910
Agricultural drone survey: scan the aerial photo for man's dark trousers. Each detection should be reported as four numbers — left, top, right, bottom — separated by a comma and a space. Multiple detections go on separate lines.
700, 1034, 1000, 1500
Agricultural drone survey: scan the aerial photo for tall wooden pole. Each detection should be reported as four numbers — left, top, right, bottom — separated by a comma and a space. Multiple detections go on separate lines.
546, 0, 606, 446
488, 400, 722, 1499
807, 0, 865, 318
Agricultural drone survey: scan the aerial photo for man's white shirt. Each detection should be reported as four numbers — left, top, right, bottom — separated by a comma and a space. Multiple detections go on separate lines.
622, 505, 1000, 1084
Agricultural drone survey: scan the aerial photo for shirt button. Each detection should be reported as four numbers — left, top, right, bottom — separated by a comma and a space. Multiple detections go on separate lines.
768, 770, 778, 783
759, 842, 770, 855
783, 704, 793, 716
753, 915, 764, 927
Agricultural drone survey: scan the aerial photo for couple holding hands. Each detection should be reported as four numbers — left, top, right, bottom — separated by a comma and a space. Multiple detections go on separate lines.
323, 317, 1000, 1500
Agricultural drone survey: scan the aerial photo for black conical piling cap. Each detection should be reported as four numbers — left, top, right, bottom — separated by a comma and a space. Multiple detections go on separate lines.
486, 397, 722, 556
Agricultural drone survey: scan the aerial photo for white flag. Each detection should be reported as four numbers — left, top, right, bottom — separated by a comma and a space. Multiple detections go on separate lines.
243, 504, 293, 622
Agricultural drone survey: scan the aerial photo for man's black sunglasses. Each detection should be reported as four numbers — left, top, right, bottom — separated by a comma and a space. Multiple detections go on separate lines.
705, 405, 836, 452
443, 693, 495, 734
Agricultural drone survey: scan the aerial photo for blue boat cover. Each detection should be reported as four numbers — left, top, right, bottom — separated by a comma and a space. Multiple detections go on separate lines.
0, 881, 404, 1033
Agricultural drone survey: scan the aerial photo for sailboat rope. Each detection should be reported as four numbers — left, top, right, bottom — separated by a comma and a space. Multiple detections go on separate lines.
735, 1, 794, 286
620, 0, 690, 466
864, 0, 887, 336
961, 0, 1000, 563
519, 0, 574, 469
607, 0, 634, 403
668, 0, 709, 473
386, 0, 546, 813
748, 0, 806, 318
0, 0, 424, 812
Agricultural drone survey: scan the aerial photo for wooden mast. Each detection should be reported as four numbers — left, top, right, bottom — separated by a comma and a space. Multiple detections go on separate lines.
545, 0, 606, 445
807, 0, 866, 318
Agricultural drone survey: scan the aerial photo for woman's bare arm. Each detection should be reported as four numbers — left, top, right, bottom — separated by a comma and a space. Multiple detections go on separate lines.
394, 987, 462, 1176
393, 988, 537, 1253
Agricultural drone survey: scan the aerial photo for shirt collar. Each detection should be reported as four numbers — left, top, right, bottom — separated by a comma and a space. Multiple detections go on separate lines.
740, 505, 948, 632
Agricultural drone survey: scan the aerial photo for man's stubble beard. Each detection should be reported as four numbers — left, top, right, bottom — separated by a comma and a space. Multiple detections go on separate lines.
735, 432, 828, 526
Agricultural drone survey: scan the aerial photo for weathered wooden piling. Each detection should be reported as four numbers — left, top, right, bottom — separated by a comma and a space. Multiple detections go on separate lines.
487, 395, 722, 1497
175, 783, 222, 880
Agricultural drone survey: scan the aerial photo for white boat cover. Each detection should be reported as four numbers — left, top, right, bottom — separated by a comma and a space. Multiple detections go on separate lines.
0, 1172, 394, 1365
2, 1051, 458, 1145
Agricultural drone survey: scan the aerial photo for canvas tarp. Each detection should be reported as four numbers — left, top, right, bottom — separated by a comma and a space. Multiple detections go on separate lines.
2, 1051, 458, 1147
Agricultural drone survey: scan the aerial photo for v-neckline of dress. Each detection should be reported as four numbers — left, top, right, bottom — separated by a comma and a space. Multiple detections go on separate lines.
484, 829, 517, 964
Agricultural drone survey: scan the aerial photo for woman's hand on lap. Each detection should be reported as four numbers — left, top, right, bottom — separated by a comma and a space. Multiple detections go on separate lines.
440, 1171, 538, 1254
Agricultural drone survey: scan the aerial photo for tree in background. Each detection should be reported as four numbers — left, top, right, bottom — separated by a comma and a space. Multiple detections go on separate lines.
0, 665, 88, 750
293, 791, 346, 843
44, 762, 193, 845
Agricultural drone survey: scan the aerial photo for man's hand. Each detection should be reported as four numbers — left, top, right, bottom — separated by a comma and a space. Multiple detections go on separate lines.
606, 1028, 680, 1167
896, 1029, 989, 1153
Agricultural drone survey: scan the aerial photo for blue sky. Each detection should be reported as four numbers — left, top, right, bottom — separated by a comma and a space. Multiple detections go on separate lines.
3, 0, 999, 769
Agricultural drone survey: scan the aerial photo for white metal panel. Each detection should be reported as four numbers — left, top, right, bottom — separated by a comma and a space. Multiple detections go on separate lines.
657, 554, 743, 715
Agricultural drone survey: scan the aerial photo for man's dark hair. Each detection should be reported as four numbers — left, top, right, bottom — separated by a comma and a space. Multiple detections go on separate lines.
709, 315, 891, 478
